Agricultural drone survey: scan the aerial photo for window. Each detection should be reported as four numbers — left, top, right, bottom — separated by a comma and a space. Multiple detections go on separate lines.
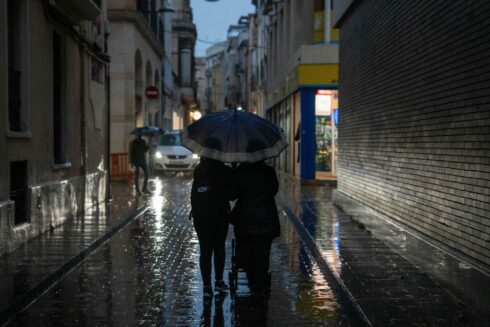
7, 0, 23, 132
53, 31, 67, 165
137, 0, 149, 20
150, 0, 157, 34
159, 133, 182, 146
159, 20, 164, 45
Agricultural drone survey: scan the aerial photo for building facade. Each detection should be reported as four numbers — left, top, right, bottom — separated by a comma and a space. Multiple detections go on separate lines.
107, 0, 169, 179
253, 0, 340, 181
0, 0, 110, 255
170, 0, 196, 129
194, 57, 207, 114
333, 0, 490, 272
205, 41, 227, 113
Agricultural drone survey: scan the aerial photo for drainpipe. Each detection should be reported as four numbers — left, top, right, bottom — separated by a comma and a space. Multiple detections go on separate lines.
79, 45, 87, 211
105, 60, 112, 202
324, 0, 331, 44
104, 17, 112, 202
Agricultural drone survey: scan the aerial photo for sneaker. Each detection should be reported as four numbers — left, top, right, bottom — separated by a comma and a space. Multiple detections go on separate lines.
214, 280, 229, 293
203, 286, 213, 298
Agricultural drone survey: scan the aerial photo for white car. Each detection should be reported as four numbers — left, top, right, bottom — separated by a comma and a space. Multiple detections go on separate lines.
153, 131, 199, 171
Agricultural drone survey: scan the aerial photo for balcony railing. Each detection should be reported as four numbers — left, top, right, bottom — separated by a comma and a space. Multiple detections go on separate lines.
51, 0, 101, 22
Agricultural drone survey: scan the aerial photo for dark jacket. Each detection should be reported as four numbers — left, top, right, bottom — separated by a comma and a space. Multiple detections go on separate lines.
191, 158, 232, 219
129, 137, 148, 165
231, 161, 280, 238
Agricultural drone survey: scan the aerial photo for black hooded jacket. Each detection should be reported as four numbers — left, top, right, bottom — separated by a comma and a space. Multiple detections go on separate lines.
231, 161, 280, 238
191, 158, 232, 219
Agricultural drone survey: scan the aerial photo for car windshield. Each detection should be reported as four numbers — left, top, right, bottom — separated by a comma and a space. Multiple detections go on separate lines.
159, 133, 181, 146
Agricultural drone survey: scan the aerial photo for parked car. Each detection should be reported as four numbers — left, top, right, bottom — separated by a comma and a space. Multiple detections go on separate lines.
153, 131, 199, 171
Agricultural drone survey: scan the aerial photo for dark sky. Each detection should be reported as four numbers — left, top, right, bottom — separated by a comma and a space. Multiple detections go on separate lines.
193, 0, 255, 57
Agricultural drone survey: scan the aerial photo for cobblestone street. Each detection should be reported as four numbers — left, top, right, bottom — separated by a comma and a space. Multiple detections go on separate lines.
8, 174, 358, 326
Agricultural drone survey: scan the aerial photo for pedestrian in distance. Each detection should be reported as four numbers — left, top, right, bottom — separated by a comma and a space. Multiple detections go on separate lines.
230, 160, 280, 299
191, 157, 233, 299
129, 132, 150, 195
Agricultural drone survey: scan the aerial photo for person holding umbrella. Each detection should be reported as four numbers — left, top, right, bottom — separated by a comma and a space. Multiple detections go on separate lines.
129, 126, 163, 195
230, 158, 280, 298
129, 130, 150, 195
191, 157, 233, 299
183, 109, 288, 300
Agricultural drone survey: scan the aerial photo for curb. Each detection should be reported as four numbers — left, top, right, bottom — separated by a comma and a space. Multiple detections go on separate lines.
281, 204, 372, 327
0, 205, 149, 326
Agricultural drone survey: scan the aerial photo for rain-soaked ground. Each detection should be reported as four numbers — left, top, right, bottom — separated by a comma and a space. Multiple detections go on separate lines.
9, 174, 357, 326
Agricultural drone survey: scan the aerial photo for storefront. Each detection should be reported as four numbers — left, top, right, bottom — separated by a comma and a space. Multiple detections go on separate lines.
267, 64, 338, 182
314, 89, 338, 178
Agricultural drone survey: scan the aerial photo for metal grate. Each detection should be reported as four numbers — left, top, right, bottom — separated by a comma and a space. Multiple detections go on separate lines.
167, 155, 187, 160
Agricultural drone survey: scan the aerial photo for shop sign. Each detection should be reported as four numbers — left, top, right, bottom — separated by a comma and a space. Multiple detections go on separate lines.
315, 90, 332, 116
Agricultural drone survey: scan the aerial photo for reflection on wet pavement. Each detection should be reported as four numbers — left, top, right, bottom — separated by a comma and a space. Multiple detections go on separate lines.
11, 174, 351, 326
278, 177, 485, 326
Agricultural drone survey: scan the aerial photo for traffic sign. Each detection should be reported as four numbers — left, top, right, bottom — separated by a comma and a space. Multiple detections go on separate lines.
145, 85, 159, 99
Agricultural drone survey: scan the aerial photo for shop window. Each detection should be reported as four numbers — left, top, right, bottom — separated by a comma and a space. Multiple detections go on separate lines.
315, 90, 338, 175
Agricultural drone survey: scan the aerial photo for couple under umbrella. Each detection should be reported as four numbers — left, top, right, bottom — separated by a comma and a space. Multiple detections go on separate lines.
184, 109, 288, 300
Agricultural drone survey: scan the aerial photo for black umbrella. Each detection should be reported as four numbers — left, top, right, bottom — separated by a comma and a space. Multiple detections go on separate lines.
130, 126, 164, 137
182, 109, 288, 163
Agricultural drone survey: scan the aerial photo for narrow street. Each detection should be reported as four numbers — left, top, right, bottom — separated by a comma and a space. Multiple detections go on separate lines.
9, 175, 358, 326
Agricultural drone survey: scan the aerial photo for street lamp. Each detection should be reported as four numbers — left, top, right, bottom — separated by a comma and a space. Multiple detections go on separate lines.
193, 110, 202, 120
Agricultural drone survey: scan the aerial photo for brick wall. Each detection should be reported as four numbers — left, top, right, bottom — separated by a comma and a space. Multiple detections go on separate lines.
336, 0, 490, 267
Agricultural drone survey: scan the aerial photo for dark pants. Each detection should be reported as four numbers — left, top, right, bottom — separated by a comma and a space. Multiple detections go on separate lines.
133, 162, 149, 192
238, 234, 273, 293
194, 215, 229, 287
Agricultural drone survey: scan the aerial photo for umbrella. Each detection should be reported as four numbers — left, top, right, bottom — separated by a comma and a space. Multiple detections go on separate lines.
182, 109, 288, 163
130, 126, 164, 137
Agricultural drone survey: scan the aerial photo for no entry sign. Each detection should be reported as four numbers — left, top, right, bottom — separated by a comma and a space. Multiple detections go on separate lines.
145, 85, 159, 100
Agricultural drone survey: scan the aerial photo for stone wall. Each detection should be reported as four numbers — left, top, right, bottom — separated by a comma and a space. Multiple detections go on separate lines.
335, 0, 490, 268
0, 171, 106, 256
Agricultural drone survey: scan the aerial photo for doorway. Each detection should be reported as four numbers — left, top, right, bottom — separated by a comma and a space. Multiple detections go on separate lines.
10, 161, 28, 225
314, 89, 338, 179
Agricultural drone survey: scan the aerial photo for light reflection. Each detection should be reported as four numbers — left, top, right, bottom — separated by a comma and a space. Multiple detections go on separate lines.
149, 178, 166, 233
325, 220, 342, 274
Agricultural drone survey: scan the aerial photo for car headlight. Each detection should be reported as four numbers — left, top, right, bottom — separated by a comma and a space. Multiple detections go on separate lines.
155, 151, 163, 159
192, 154, 199, 159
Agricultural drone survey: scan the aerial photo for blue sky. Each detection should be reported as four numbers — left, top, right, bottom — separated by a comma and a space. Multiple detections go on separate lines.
192, 0, 255, 57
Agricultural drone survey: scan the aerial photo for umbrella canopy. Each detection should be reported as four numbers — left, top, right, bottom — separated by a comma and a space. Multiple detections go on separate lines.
182, 109, 288, 163
130, 126, 164, 137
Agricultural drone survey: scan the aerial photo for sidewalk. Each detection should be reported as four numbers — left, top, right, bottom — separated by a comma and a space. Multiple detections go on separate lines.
277, 174, 488, 326
0, 182, 145, 325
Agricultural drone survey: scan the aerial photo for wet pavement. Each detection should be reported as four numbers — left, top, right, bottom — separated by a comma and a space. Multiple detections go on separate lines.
7, 174, 357, 326
0, 182, 146, 325
277, 176, 487, 326
1, 173, 487, 326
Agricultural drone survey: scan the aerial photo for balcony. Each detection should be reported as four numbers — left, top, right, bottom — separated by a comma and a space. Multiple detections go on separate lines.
172, 19, 196, 35
49, 0, 101, 23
